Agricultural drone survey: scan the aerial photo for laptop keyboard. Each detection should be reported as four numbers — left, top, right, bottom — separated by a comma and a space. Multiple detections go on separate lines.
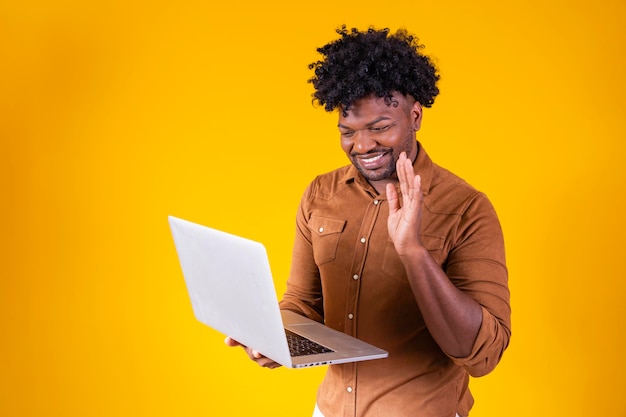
285, 329, 334, 357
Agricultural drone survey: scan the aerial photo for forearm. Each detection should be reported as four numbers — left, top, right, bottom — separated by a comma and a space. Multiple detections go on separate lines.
279, 201, 325, 323
401, 246, 483, 358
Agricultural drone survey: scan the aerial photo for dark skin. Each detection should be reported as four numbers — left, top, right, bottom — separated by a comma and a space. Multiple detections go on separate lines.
388, 152, 483, 358
226, 92, 482, 365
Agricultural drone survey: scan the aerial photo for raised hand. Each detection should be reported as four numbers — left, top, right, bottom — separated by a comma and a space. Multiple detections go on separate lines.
386, 152, 424, 257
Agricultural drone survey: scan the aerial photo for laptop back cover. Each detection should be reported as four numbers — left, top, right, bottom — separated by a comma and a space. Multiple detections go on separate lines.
168, 216, 293, 366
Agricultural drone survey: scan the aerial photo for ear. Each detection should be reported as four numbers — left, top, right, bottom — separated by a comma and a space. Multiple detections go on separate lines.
411, 101, 423, 131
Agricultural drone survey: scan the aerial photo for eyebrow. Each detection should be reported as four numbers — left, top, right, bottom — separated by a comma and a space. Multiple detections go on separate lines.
338, 116, 391, 129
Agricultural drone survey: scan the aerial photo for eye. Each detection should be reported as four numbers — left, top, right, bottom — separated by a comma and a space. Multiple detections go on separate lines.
369, 125, 391, 132
340, 130, 355, 138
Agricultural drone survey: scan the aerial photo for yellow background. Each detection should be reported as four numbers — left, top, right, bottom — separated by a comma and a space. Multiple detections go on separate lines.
1, 0, 625, 415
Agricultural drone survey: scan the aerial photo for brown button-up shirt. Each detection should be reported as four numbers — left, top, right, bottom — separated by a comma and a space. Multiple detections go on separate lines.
279, 142, 511, 417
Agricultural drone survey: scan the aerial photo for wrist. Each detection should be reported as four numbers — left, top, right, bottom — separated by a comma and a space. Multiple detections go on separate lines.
396, 242, 427, 259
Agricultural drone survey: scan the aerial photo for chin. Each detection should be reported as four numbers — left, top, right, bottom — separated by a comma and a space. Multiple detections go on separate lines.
358, 166, 395, 182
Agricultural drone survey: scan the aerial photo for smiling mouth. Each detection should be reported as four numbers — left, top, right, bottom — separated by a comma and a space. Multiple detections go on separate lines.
353, 151, 391, 170
359, 153, 385, 164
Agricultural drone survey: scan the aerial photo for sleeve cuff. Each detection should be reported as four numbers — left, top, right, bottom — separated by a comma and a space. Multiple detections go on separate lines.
448, 306, 510, 377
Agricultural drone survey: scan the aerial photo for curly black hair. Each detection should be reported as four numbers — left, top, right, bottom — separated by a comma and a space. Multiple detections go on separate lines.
308, 25, 440, 112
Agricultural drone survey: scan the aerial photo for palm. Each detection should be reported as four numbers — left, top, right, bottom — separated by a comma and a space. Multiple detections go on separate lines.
386, 153, 423, 255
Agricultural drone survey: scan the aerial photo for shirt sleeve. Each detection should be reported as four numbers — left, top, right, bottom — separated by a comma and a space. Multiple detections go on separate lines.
449, 306, 511, 377
444, 192, 511, 377
278, 180, 325, 323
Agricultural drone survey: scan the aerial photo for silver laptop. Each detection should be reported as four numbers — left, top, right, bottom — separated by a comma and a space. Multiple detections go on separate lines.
168, 215, 388, 368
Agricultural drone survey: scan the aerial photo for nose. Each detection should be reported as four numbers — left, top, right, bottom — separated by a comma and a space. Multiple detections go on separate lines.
352, 130, 377, 154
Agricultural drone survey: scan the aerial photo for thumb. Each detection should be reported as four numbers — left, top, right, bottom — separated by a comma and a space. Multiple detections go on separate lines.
224, 336, 242, 347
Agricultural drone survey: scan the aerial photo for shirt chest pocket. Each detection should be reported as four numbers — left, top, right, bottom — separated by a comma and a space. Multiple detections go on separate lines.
382, 234, 445, 282
309, 216, 347, 265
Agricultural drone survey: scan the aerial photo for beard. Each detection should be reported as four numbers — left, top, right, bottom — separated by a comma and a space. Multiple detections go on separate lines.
350, 150, 396, 181
350, 130, 416, 182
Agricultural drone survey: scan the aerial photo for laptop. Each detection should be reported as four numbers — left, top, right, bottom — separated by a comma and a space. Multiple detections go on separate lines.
168, 215, 388, 368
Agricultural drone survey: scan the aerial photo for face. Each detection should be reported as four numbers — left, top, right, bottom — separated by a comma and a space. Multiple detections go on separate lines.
338, 93, 422, 186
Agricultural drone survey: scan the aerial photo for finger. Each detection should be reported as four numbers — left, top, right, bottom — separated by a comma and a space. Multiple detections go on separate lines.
251, 351, 282, 369
414, 174, 422, 198
404, 155, 415, 188
386, 182, 399, 212
397, 152, 409, 200
404, 154, 415, 195
408, 174, 422, 210
258, 358, 282, 369
266, 362, 282, 369
224, 336, 242, 347
405, 175, 423, 219
399, 152, 417, 212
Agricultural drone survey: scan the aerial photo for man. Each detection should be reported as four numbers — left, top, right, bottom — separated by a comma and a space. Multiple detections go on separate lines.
226, 26, 511, 417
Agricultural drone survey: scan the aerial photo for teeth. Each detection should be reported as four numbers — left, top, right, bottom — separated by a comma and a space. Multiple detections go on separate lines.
362, 154, 383, 163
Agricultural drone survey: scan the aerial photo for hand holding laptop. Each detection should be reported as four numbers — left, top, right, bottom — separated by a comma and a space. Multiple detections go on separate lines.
168, 216, 387, 368
224, 336, 281, 369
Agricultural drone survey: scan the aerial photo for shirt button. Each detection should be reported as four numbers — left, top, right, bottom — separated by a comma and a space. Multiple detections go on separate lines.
360, 237, 366, 243
352, 274, 359, 280
348, 313, 354, 320
347, 386, 353, 393
319, 227, 324, 233
373, 199, 379, 205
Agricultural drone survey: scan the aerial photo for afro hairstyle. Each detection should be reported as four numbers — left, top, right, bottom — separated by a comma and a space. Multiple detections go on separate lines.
308, 25, 440, 112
